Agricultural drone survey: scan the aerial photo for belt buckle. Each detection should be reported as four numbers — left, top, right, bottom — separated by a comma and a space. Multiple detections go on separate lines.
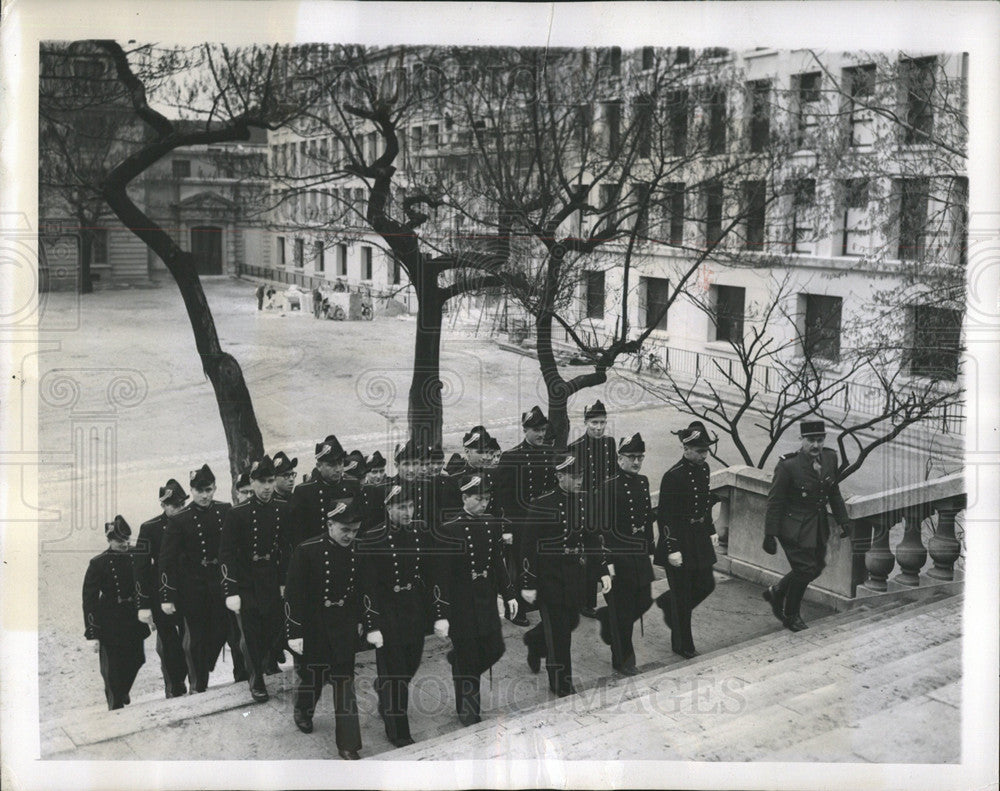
324, 598, 345, 608
393, 583, 412, 593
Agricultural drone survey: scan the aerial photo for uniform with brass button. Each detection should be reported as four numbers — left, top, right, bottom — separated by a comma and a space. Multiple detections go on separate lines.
289, 436, 361, 549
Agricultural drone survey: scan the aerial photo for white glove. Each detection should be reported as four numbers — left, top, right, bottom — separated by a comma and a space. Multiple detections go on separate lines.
433, 619, 449, 638
668, 552, 683, 568
367, 630, 384, 649
280, 585, 285, 598
711, 534, 720, 547
507, 599, 518, 619
502, 533, 513, 545
521, 589, 537, 604
90, 639, 100, 653
287, 638, 304, 655
607, 563, 616, 577
599, 575, 612, 595
137, 609, 153, 625
161, 602, 176, 616
225, 595, 241, 613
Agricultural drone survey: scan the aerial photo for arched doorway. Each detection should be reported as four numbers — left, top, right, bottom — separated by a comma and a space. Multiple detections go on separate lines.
191, 226, 223, 275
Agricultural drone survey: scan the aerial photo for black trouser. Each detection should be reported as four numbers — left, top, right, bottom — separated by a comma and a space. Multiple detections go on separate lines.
524, 602, 580, 695
450, 631, 504, 721
374, 638, 424, 744
294, 657, 362, 751
233, 596, 280, 693
151, 607, 188, 697
601, 577, 652, 669
662, 566, 715, 653
182, 592, 246, 692
776, 537, 826, 620
98, 639, 145, 710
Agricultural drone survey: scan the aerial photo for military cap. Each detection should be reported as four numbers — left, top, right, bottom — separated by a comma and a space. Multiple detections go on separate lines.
584, 400, 608, 421
249, 455, 276, 480
442, 452, 466, 477
343, 450, 368, 480
189, 464, 216, 489
234, 471, 252, 491
618, 432, 646, 455
674, 421, 718, 449
458, 473, 493, 496
462, 426, 492, 452
325, 497, 364, 524
553, 447, 584, 475
521, 405, 548, 429
104, 514, 131, 541
394, 438, 424, 463
366, 450, 387, 471
800, 420, 827, 438
316, 435, 346, 463
384, 482, 415, 507
272, 451, 298, 475
158, 478, 188, 506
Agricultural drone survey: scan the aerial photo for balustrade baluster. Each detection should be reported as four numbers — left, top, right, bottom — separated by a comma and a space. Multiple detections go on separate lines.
927, 494, 965, 581
863, 513, 896, 591
893, 503, 932, 586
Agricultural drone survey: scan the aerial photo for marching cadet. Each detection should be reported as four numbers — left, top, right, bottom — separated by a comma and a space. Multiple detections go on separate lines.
364, 451, 387, 487
596, 433, 655, 675
762, 420, 851, 632
235, 471, 253, 503
135, 479, 190, 698
272, 452, 298, 503
358, 482, 448, 748
358, 451, 388, 533
160, 464, 247, 692
496, 406, 556, 626
437, 474, 518, 725
521, 448, 611, 697
653, 422, 719, 659
423, 445, 446, 479
289, 435, 360, 549
82, 515, 150, 710
439, 426, 499, 523
220, 455, 290, 702
285, 498, 366, 760
388, 438, 434, 532
569, 399, 617, 618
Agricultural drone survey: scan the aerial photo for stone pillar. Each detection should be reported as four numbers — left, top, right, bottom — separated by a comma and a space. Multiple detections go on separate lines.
893, 503, 931, 586
926, 495, 965, 581
862, 514, 896, 592
713, 486, 730, 556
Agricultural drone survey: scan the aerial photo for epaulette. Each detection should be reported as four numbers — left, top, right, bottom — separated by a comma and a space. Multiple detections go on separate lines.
299, 534, 325, 548
296, 480, 319, 489
667, 459, 685, 473
232, 499, 251, 510
139, 516, 162, 529
172, 505, 191, 516
780, 451, 798, 460
530, 488, 559, 503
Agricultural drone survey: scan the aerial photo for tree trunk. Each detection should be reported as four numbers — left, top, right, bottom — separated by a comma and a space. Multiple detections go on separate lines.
536, 308, 573, 448
408, 271, 445, 449
79, 227, 94, 294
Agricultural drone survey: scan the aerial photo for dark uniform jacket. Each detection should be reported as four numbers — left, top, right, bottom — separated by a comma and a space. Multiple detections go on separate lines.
289, 476, 360, 549
358, 482, 387, 534
437, 512, 516, 641
219, 495, 291, 602
358, 519, 446, 647
655, 458, 717, 569
496, 442, 556, 522
160, 500, 231, 605
765, 448, 849, 548
284, 534, 362, 665
603, 471, 656, 586
522, 488, 609, 609
134, 514, 171, 613
83, 549, 150, 644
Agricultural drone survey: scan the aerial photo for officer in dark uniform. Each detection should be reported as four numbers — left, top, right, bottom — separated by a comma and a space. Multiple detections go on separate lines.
437, 474, 518, 725
596, 433, 655, 675
289, 436, 360, 549
357, 482, 447, 747
220, 455, 290, 702
762, 420, 850, 631
135, 479, 189, 698
521, 448, 611, 697
569, 400, 616, 618
235, 471, 253, 504
654, 422, 720, 659
83, 515, 150, 710
160, 464, 247, 692
272, 451, 298, 503
285, 497, 366, 759
496, 405, 556, 626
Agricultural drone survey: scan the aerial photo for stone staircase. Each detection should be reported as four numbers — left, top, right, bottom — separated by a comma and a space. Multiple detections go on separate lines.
385, 591, 963, 763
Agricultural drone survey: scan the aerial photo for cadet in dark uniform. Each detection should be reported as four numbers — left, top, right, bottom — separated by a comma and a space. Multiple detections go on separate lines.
439, 426, 499, 524
235, 471, 253, 503
285, 497, 366, 759
364, 451, 387, 487
496, 406, 556, 626
289, 436, 360, 549
521, 449, 611, 697
82, 516, 150, 710
762, 420, 850, 631
358, 451, 388, 533
135, 480, 189, 698
437, 474, 518, 725
387, 438, 435, 535
358, 483, 447, 747
654, 422, 719, 659
272, 451, 298, 503
569, 400, 616, 618
596, 433, 655, 675
160, 464, 247, 692
220, 455, 290, 702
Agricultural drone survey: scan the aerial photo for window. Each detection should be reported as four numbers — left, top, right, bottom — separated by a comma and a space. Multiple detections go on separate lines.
603, 100, 621, 151
795, 72, 822, 149
791, 178, 816, 254
172, 159, 191, 178
743, 180, 766, 251
897, 178, 928, 260
845, 64, 876, 146
354, 188, 367, 222
841, 178, 871, 256
632, 181, 651, 237
585, 271, 605, 320
910, 306, 962, 380
600, 47, 622, 76
336, 243, 347, 276
674, 47, 690, 65
641, 47, 655, 71
663, 183, 685, 245
634, 95, 653, 158
294, 238, 305, 268
747, 80, 770, 152
314, 241, 324, 272
391, 258, 401, 285
411, 126, 423, 150
803, 294, 842, 362
277, 237, 286, 266
643, 277, 670, 331
575, 104, 593, 149
705, 180, 724, 246
667, 90, 688, 156
428, 124, 439, 148
361, 247, 372, 280
714, 286, 746, 343
902, 56, 935, 144
599, 184, 619, 227
705, 88, 727, 154
366, 132, 378, 160
91, 229, 108, 265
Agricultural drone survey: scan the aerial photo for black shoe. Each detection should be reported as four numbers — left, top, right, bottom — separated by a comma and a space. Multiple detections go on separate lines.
672, 644, 697, 659
251, 685, 270, 703
294, 710, 313, 733
596, 607, 611, 646
615, 663, 639, 677
580, 606, 598, 619
763, 586, 785, 622
556, 684, 578, 698
170, 683, 187, 698
784, 616, 808, 632
508, 613, 530, 627
391, 736, 415, 748
123, 694, 130, 705
525, 644, 541, 674
338, 748, 361, 760
655, 592, 675, 631
264, 663, 281, 675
